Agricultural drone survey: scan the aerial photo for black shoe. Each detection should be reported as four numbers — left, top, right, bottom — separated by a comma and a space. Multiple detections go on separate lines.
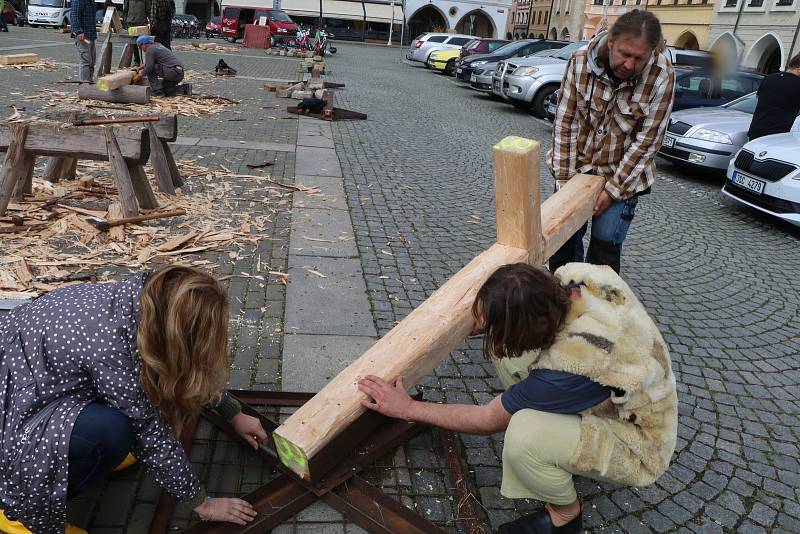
498, 506, 582, 534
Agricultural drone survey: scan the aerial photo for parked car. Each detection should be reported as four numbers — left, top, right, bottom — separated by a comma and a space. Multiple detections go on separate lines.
205, 15, 221, 38
723, 132, 800, 227
406, 33, 475, 65
663, 47, 712, 69
26, 0, 70, 28
458, 39, 567, 83
2, 2, 19, 25
496, 40, 588, 117
671, 67, 764, 111
428, 48, 462, 76
657, 92, 767, 173
459, 37, 510, 60
221, 5, 297, 44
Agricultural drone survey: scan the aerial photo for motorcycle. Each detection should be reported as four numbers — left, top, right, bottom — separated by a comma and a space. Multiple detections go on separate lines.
314, 28, 336, 56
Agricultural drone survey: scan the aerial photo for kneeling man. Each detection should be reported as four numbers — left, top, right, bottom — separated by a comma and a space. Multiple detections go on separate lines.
135, 35, 185, 96
359, 263, 678, 533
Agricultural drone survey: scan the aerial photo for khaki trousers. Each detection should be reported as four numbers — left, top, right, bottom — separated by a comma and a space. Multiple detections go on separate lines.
493, 354, 611, 505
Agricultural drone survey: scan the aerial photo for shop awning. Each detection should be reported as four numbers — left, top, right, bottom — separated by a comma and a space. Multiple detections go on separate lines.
363, 2, 403, 23
323, 0, 364, 21
280, 0, 322, 18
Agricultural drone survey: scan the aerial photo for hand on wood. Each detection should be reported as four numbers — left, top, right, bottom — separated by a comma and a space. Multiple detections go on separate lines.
231, 412, 269, 450
593, 190, 613, 217
194, 497, 257, 525
358, 375, 413, 420
76, 33, 85, 42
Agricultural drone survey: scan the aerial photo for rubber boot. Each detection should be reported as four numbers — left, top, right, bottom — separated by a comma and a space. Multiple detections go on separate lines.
0, 510, 31, 534
113, 452, 137, 472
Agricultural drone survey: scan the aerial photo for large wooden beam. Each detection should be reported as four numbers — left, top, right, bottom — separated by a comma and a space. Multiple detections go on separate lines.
97, 70, 135, 91
78, 83, 151, 104
272, 242, 529, 479
271, 167, 604, 480
106, 128, 140, 216
493, 136, 542, 265
0, 123, 149, 163
0, 53, 38, 65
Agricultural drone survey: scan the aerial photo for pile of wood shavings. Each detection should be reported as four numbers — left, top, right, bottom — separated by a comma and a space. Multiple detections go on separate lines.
0, 160, 314, 299
25, 90, 240, 117
0, 59, 73, 71
174, 43, 240, 53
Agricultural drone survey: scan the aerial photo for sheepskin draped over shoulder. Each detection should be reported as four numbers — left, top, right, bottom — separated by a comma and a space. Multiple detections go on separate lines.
528, 263, 678, 486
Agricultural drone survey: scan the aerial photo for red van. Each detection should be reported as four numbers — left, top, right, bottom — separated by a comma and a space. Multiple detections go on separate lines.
221, 6, 297, 44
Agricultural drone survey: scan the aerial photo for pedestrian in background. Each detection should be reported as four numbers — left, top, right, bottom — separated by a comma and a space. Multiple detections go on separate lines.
149, 0, 175, 49
123, 0, 150, 28
747, 53, 800, 140
548, 10, 675, 274
0, 0, 9, 32
70, 0, 97, 81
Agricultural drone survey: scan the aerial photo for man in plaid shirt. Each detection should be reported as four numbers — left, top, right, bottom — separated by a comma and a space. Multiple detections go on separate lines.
547, 10, 675, 274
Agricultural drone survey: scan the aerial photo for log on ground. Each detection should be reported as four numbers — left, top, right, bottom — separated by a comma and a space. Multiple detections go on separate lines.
78, 83, 151, 104
96, 70, 135, 91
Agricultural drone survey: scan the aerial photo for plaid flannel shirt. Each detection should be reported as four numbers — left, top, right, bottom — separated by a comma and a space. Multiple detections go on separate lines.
149, 0, 174, 22
70, 0, 97, 40
547, 34, 675, 200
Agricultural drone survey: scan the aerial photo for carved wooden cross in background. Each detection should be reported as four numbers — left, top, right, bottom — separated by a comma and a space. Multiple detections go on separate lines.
273, 135, 605, 482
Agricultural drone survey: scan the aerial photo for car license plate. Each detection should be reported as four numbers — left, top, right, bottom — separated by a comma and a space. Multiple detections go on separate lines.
732, 171, 765, 195
456, 67, 462, 74
493, 80, 500, 92
663, 135, 675, 149
470, 75, 477, 83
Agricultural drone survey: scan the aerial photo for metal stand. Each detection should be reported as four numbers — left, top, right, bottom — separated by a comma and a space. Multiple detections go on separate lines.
148, 390, 484, 534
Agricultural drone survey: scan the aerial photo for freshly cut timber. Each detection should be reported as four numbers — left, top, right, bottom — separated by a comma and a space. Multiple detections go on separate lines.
272, 135, 605, 481
96, 70, 135, 91
127, 25, 150, 36
0, 53, 38, 65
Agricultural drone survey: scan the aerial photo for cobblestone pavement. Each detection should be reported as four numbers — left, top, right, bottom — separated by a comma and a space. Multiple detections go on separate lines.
325, 42, 800, 533
2, 28, 799, 533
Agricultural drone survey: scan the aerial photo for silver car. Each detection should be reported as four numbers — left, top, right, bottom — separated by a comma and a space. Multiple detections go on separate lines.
406, 33, 475, 65
469, 65, 496, 92
658, 93, 757, 172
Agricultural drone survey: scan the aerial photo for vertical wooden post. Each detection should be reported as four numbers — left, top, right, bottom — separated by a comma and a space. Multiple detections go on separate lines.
160, 140, 184, 187
118, 43, 135, 69
43, 156, 78, 183
0, 123, 30, 216
105, 127, 140, 217
147, 124, 176, 194
492, 135, 543, 266
95, 33, 113, 79
11, 153, 35, 202
127, 161, 159, 209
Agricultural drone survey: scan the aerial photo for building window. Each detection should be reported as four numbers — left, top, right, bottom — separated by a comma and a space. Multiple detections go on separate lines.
544, 11, 548, 23
593, 0, 603, 5
748, 0, 763, 6
776, 0, 793, 5
724, 0, 737, 6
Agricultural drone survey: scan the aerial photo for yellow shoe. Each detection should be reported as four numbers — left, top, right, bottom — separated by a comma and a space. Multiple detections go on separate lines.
0, 509, 31, 534
113, 452, 137, 472
65, 524, 88, 534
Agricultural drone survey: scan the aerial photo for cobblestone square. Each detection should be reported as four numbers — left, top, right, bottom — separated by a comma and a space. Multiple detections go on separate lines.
1, 28, 798, 533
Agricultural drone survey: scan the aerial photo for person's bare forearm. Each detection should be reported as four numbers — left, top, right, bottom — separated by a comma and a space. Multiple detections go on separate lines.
403, 400, 502, 435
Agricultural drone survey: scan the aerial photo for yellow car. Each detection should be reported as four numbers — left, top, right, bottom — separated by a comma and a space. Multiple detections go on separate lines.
427, 48, 462, 76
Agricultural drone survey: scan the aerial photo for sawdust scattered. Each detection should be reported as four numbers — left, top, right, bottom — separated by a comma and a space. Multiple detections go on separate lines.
0, 160, 319, 299
24, 90, 240, 117
0, 60, 73, 71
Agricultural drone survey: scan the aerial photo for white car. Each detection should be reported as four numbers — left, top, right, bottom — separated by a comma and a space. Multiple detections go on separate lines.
406, 33, 475, 65
723, 132, 800, 227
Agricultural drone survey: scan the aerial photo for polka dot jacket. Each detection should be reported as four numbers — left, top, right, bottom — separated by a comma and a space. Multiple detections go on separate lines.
0, 274, 203, 533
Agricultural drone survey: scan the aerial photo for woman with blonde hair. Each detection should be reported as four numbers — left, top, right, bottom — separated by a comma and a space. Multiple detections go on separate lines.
0, 265, 268, 533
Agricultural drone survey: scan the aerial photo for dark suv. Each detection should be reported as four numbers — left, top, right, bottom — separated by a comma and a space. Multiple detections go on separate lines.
456, 39, 568, 83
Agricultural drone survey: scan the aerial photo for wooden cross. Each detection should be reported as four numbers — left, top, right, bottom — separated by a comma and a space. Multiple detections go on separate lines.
272, 136, 605, 481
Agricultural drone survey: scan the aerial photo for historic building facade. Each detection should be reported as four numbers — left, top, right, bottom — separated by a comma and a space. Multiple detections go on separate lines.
582, 0, 641, 39
548, 0, 585, 40
645, 0, 715, 50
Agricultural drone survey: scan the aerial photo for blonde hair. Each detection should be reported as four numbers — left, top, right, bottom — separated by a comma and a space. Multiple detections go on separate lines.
137, 265, 230, 434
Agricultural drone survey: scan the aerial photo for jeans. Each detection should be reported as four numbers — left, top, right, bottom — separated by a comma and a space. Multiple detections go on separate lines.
549, 195, 639, 274
67, 402, 133, 498
151, 19, 172, 50
75, 38, 96, 82
0, 16, 8, 31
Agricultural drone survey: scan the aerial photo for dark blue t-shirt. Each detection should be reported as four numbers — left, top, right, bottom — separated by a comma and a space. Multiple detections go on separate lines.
501, 368, 613, 415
